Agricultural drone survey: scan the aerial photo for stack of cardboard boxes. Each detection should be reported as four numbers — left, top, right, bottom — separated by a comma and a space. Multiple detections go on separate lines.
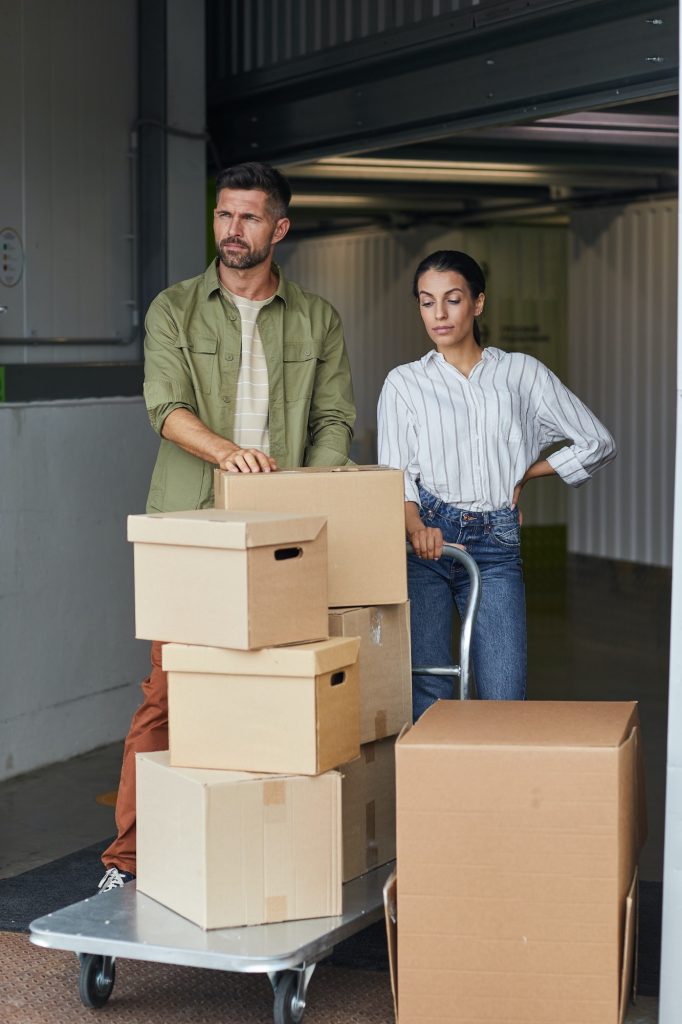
126, 466, 411, 930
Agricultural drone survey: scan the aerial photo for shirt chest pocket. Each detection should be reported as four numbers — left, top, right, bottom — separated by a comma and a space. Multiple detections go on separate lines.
282, 339, 323, 402
176, 334, 218, 395
494, 391, 524, 445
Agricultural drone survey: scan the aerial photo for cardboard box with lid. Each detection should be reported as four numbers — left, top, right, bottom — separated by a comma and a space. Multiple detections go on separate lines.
136, 751, 341, 930
214, 465, 407, 607
393, 700, 647, 1024
329, 603, 411, 744
163, 637, 361, 775
128, 509, 328, 650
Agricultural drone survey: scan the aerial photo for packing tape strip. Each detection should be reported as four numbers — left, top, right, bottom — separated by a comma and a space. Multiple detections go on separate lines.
363, 743, 376, 765
374, 710, 387, 739
264, 780, 287, 805
266, 895, 288, 920
366, 799, 376, 842
367, 798, 379, 867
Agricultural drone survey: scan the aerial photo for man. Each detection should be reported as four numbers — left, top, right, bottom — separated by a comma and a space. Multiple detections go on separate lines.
99, 162, 355, 891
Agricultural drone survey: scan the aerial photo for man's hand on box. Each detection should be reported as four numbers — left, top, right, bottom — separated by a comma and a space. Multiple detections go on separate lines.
220, 448, 279, 473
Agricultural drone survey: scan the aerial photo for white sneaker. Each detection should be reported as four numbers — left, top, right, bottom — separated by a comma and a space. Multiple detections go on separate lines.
98, 866, 135, 894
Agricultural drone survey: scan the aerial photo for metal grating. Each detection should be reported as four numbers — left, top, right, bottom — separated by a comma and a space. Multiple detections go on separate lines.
208, 0, 483, 78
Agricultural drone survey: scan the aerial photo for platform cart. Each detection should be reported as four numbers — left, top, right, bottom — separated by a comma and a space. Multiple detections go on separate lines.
29, 544, 480, 1024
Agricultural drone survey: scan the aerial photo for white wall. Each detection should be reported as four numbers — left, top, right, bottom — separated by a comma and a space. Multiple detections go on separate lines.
568, 199, 678, 566
0, 0, 138, 358
0, 399, 159, 781
279, 222, 568, 526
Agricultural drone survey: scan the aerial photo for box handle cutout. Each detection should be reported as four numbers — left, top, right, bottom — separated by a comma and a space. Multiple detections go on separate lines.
331, 671, 346, 686
274, 546, 303, 561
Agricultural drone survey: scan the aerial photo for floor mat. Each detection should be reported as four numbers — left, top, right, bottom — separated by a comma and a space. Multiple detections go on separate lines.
0, 839, 114, 932
1, 932, 394, 1024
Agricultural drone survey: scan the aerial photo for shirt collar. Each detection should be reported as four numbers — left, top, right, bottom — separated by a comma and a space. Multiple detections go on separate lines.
203, 259, 289, 307
422, 345, 499, 367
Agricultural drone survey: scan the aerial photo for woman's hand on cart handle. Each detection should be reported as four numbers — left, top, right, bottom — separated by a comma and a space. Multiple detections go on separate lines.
408, 525, 444, 559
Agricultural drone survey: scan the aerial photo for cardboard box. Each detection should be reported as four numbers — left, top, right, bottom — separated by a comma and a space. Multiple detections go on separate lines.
329, 603, 411, 743
128, 509, 328, 650
395, 701, 646, 1024
341, 737, 396, 882
136, 751, 342, 929
164, 637, 361, 775
214, 466, 407, 607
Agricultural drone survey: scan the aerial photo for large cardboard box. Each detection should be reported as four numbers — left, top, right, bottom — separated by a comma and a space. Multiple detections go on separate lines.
136, 751, 342, 929
164, 638, 361, 775
341, 737, 396, 882
128, 509, 328, 650
329, 603, 411, 743
214, 466, 407, 607
395, 701, 646, 1024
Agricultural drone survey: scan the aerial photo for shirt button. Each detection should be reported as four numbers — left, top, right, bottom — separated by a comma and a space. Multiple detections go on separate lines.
229, 314, 237, 322
303, 350, 311, 356
222, 396, 230, 404
226, 354, 234, 361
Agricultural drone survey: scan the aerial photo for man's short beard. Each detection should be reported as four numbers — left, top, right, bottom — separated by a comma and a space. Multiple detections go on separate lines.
217, 240, 271, 270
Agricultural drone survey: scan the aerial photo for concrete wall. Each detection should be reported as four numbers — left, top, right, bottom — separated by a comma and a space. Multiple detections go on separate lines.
0, 399, 159, 781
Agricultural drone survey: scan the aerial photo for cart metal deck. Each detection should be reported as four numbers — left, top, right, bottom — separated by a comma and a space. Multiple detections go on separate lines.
30, 862, 394, 1023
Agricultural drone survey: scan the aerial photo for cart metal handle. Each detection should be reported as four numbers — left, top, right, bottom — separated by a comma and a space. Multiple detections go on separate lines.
407, 541, 481, 701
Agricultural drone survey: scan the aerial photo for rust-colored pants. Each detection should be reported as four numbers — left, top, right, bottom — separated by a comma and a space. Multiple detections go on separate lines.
101, 641, 167, 875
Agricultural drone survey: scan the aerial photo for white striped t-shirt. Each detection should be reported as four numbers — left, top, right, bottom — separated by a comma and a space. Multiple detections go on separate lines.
223, 287, 273, 454
377, 346, 616, 511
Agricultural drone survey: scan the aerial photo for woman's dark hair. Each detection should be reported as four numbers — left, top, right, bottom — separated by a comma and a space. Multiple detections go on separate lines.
413, 250, 486, 346
215, 162, 292, 220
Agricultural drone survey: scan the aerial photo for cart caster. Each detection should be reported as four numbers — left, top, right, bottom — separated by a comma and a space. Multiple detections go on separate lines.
78, 954, 116, 1008
273, 968, 311, 1024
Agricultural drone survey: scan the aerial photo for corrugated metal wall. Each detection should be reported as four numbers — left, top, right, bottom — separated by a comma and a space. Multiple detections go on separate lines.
209, 0, 481, 77
568, 199, 677, 567
0, 0, 137, 357
278, 222, 568, 526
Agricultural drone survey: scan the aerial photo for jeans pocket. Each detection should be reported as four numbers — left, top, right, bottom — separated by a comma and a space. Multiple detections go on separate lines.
490, 524, 521, 549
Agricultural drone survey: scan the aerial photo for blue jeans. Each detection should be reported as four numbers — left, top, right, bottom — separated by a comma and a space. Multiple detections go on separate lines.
409, 486, 527, 720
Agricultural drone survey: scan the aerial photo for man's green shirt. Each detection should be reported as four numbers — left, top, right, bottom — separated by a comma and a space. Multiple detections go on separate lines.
143, 261, 356, 512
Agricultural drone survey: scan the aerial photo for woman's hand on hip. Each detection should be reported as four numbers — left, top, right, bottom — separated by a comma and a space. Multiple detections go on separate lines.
409, 525, 444, 560
511, 481, 524, 525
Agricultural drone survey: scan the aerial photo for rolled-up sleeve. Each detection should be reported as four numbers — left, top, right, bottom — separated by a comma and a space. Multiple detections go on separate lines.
143, 297, 198, 435
304, 310, 356, 466
537, 368, 617, 486
377, 377, 421, 504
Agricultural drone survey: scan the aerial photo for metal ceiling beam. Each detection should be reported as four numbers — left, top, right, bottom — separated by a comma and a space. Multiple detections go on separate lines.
208, 0, 677, 166
286, 156, 663, 191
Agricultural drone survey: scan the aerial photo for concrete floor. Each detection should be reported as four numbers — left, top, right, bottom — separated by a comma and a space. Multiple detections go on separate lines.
0, 553, 668, 1022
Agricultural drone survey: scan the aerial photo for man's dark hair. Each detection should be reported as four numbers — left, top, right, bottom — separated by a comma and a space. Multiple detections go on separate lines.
215, 162, 292, 220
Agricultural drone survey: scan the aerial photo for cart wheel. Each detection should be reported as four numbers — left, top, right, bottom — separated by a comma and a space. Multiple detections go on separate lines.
78, 954, 115, 1008
273, 970, 306, 1024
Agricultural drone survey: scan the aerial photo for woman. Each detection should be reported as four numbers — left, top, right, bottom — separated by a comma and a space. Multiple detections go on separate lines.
377, 250, 616, 720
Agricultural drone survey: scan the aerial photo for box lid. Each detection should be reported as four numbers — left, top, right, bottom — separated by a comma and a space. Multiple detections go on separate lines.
128, 509, 326, 549
399, 700, 639, 750
218, 464, 399, 480
138, 750, 342, 787
163, 636, 361, 676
